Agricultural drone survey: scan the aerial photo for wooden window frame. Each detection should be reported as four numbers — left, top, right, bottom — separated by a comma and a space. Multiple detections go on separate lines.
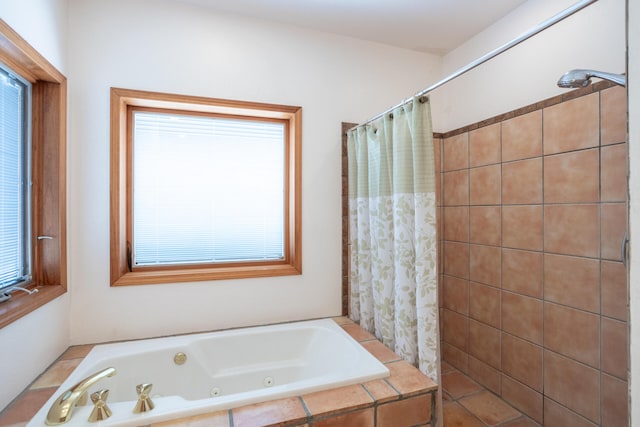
0, 20, 67, 329
110, 88, 302, 286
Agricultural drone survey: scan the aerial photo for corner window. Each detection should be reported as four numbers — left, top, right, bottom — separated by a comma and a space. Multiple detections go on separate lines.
110, 88, 302, 285
0, 66, 30, 297
0, 20, 67, 328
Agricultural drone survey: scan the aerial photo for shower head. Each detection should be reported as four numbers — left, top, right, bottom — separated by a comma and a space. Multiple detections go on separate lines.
557, 69, 626, 88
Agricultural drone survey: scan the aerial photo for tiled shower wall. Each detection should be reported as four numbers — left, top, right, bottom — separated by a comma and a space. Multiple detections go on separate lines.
437, 84, 628, 426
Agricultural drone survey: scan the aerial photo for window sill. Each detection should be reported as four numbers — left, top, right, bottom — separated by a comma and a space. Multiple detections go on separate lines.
0, 285, 66, 330
113, 264, 302, 286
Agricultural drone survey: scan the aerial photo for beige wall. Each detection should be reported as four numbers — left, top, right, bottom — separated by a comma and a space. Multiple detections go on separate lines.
432, 0, 625, 133
65, 0, 441, 344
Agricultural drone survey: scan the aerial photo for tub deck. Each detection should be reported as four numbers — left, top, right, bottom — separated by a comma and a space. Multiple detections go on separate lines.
0, 317, 438, 427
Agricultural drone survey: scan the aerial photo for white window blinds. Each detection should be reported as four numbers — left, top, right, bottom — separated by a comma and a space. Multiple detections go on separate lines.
132, 111, 286, 266
0, 67, 30, 290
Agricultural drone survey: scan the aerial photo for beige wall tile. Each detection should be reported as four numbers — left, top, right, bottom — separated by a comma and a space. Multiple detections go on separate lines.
377, 395, 432, 427
469, 123, 501, 167
469, 282, 500, 328
443, 169, 469, 206
436, 87, 629, 427
443, 275, 469, 315
442, 342, 469, 374
443, 309, 468, 351
601, 203, 627, 261
434, 136, 442, 171
444, 242, 469, 279
601, 85, 627, 146
232, 397, 307, 427
438, 228, 444, 275
468, 319, 500, 369
468, 356, 501, 394
601, 374, 629, 427
602, 317, 628, 380
502, 205, 543, 251
502, 249, 543, 298
544, 302, 600, 368
501, 333, 543, 392
443, 133, 469, 171
469, 206, 501, 245
443, 206, 469, 242
469, 164, 501, 205
543, 397, 597, 427
313, 408, 374, 427
602, 261, 628, 321
502, 110, 542, 162
435, 162, 442, 204
544, 254, 600, 313
501, 374, 543, 423
544, 204, 600, 257
543, 351, 600, 423
469, 244, 501, 287
502, 158, 543, 204
601, 143, 628, 202
544, 149, 599, 203
154, 411, 230, 427
543, 92, 599, 155
502, 292, 543, 344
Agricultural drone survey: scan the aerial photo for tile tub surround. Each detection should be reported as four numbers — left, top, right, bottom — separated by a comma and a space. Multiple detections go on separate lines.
437, 83, 629, 426
0, 318, 438, 427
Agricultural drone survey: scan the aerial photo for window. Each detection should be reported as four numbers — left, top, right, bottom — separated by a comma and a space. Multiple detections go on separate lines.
0, 19, 67, 329
110, 88, 302, 286
0, 66, 30, 297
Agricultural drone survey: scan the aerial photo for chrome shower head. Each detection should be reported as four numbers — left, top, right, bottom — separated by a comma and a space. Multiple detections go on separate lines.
557, 69, 626, 88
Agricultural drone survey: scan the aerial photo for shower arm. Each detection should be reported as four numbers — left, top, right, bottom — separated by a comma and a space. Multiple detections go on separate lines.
584, 70, 626, 86
349, 0, 599, 132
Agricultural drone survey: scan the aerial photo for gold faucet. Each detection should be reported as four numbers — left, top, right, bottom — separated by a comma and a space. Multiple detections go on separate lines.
88, 389, 112, 422
45, 367, 116, 425
133, 383, 155, 413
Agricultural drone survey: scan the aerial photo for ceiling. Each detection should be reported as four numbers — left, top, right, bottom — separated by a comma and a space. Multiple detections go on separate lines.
174, 0, 529, 54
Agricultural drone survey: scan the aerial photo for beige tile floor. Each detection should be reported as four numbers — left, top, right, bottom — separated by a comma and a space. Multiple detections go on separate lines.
442, 362, 540, 427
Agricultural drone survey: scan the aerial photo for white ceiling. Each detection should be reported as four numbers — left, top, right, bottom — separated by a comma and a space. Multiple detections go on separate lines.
174, 0, 529, 54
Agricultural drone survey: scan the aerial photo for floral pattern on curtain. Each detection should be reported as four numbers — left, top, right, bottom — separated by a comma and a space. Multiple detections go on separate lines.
347, 96, 439, 381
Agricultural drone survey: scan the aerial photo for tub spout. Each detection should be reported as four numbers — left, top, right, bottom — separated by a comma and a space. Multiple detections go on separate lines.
45, 367, 116, 425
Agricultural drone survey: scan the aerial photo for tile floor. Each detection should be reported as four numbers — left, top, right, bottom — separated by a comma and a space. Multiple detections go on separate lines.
442, 361, 540, 427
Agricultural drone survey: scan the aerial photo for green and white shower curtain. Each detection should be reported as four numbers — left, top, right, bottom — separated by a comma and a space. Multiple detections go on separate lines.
347, 96, 439, 381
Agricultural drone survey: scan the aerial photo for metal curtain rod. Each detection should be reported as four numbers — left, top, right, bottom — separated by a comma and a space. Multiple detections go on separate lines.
349, 0, 599, 132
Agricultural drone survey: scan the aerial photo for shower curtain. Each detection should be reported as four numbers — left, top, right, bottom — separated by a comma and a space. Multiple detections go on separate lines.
347, 96, 439, 381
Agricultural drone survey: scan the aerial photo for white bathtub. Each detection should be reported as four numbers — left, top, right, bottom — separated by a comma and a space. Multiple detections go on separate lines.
28, 318, 389, 427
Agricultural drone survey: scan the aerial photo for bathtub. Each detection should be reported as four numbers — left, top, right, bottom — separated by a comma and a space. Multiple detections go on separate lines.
28, 318, 389, 427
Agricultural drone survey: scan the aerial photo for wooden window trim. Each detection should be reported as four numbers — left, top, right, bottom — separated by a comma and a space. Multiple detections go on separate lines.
0, 20, 67, 329
110, 88, 302, 286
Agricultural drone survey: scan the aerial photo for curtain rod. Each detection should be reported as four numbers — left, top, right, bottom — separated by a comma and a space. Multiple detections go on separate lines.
349, 0, 599, 132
